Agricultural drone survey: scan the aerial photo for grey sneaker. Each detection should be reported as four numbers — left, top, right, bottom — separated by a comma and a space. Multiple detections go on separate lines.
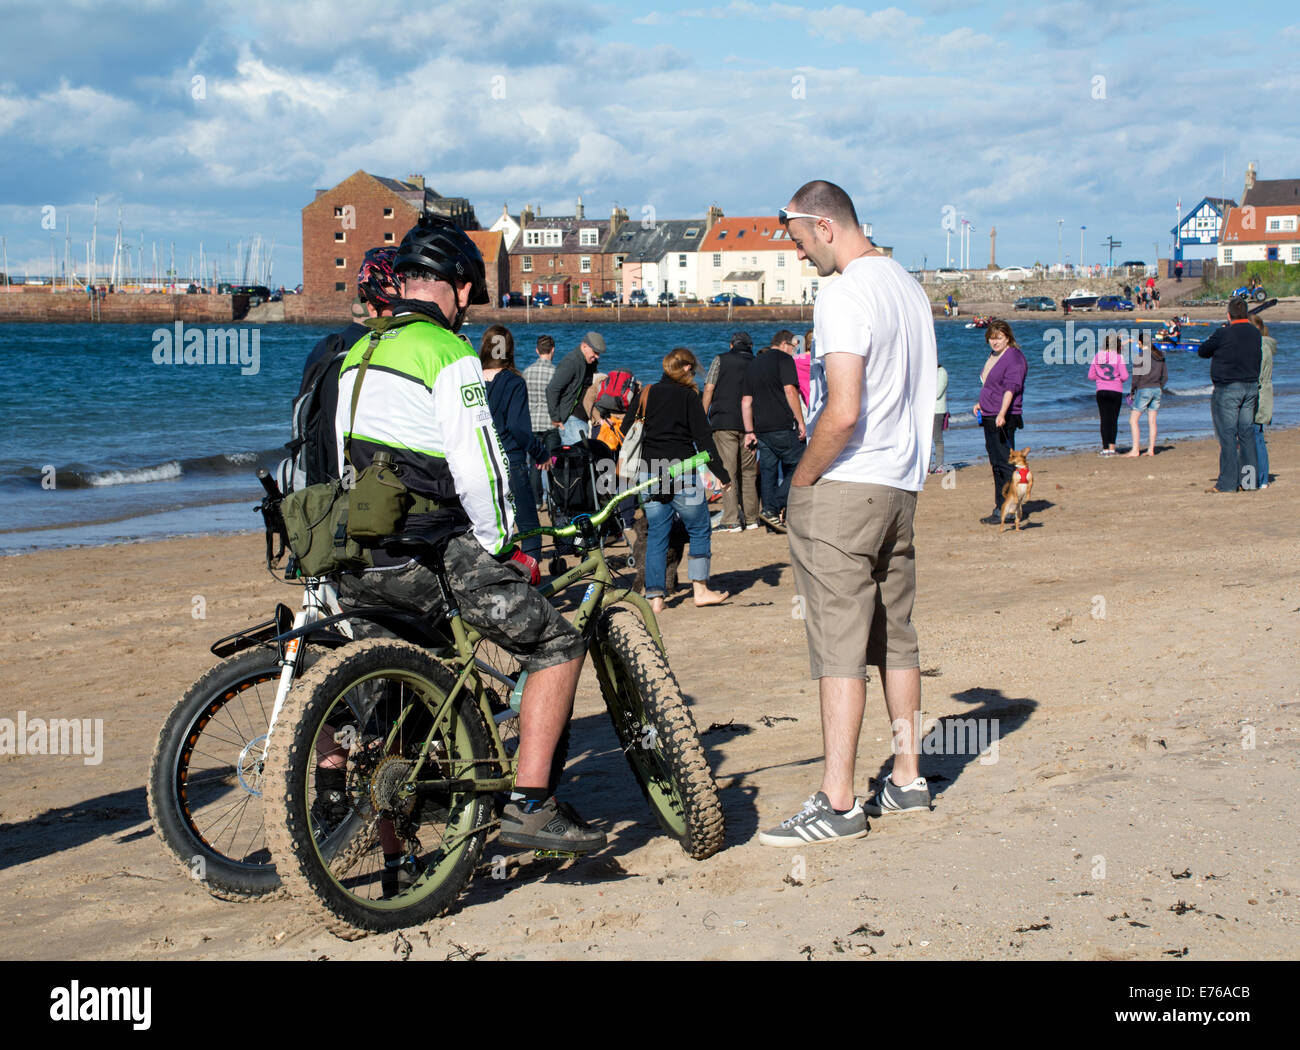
863, 776, 931, 816
744, 522, 760, 530
758, 791, 867, 847
499, 797, 607, 853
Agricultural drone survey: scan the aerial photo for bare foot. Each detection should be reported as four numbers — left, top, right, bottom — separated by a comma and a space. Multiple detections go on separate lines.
1144, 450, 1156, 457
1122, 451, 1140, 457
693, 588, 729, 607
649, 597, 665, 615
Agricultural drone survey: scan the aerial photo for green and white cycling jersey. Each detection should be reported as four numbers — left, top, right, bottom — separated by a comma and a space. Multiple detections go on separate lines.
335, 314, 515, 556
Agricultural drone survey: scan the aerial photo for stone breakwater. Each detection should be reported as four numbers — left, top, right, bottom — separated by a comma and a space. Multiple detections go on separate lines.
0, 290, 237, 324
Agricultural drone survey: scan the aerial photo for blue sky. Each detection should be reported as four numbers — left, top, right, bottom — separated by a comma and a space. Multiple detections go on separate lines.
1, 0, 1297, 283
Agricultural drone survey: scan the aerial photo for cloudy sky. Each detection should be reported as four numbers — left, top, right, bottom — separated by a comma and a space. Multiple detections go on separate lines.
1, 0, 1297, 284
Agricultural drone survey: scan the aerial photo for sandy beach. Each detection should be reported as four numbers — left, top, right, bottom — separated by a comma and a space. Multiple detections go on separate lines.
1, 429, 1297, 961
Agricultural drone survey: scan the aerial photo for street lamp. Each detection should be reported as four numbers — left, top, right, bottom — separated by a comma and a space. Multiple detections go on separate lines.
1079, 225, 1086, 272
1057, 219, 1063, 271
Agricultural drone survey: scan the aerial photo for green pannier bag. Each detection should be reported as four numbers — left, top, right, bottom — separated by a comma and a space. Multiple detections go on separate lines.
280, 478, 371, 577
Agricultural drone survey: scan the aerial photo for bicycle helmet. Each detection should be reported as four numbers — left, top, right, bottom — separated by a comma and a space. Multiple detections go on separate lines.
394, 214, 490, 306
356, 246, 399, 309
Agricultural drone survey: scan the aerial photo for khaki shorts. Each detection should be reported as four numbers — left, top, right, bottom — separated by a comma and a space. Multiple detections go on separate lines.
786, 479, 920, 678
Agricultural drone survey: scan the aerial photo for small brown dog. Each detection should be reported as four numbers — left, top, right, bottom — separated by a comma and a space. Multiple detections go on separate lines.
998, 447, 1034, 532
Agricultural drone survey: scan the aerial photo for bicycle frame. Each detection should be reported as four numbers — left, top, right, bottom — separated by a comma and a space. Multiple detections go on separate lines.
373, 453, 710, 800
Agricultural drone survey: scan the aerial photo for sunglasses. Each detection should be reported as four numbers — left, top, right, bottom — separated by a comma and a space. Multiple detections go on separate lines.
778, 209, 834, 225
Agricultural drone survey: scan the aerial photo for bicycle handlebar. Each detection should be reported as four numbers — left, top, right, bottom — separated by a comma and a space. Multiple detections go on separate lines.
513, 451, 711, 546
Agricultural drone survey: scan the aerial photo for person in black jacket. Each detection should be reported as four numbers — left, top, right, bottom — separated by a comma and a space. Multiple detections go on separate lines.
702, 331, 760, 530
1199, 297, 1262, 492
480, 325, 552, 560
640, 347, 732, 614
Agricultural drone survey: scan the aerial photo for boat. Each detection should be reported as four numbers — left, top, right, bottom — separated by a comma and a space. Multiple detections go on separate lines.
1062, 287, 1098, 311
964, 314, 992, 329
1153, 340, 1202, 353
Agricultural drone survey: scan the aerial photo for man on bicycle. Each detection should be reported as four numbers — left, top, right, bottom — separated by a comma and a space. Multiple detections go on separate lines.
334, 215, 605, 854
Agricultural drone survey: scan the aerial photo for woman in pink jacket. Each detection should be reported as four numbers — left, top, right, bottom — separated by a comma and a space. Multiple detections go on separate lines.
1089, 333, 1129, 456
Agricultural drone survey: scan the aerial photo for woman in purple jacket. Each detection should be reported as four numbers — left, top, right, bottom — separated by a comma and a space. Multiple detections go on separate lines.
972, 319, 1027, 525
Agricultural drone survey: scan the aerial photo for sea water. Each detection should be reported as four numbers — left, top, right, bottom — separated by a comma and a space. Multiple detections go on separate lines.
2, 317, 1295, 553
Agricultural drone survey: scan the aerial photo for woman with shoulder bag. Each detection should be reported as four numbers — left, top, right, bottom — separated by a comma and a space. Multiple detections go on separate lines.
973, 319, 1027, 525
639, 347, 732, 614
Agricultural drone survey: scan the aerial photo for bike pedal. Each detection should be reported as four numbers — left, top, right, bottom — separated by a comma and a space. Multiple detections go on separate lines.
533, 849, 581, 860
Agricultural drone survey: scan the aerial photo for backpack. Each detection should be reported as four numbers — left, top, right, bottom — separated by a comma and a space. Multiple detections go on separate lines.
594, 369, 639, 414
276, 324, 364, 494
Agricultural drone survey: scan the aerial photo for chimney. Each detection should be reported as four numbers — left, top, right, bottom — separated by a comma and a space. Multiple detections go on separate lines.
520, 204, 534, 227
314, 189, 327, 199
611, 205, 627, 232
576, 195, 584, 220
706, 204, 724, 231
407, 174, 425, 190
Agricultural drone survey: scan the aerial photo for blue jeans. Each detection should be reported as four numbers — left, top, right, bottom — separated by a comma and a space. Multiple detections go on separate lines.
1210, 382, 1259, 491
639, 471, 711, 598
561, 415, 589, 446
1256, 424, 1270, 486
756, 428, 805, 515
507, 450, 542, 561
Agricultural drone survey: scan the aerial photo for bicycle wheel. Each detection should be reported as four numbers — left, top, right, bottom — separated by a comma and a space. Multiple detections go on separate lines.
593, 607, 725, 860
148, 647, 304, 900
263, 639, 495, 936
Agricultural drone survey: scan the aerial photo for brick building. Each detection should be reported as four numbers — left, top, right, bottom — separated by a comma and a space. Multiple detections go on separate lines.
301, 170, 478, 310
466, 230, 508, 307
506, 198, 629, 304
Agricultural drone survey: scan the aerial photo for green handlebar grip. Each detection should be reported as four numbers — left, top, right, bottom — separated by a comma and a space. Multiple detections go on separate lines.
669, 451, 710, 478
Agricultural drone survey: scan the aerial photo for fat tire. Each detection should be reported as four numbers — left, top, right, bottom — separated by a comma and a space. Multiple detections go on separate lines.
595, 607, 725, 860
263, 639, 493, 937
147, 647, 304, 901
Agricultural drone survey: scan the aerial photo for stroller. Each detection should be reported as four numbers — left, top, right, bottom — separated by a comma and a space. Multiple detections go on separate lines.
544, 437, 634, 576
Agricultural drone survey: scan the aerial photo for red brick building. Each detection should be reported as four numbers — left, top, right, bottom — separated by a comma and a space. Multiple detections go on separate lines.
506, 201, 630, 303
301, 171, 478, 312
466, 229, 508, 307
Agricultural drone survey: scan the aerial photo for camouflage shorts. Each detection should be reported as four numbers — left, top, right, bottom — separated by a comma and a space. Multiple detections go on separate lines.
337, 535, 586, 673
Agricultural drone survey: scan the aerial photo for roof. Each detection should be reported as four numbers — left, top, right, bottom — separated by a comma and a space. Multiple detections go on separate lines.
509, 218, 615, 254
1220, 204, 1300, 244
724, 270, 766, 282
1171, 197, 1237, 235
467, 229, 503, 264
1242, 179, 1300, 208
604, 219, 706, 260
699, 216, 792, 252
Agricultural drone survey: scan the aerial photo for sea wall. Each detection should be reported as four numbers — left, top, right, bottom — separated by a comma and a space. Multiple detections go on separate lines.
0, 290, 237, 324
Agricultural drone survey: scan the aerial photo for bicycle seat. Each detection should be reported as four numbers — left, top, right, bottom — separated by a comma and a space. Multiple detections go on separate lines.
380, 522, 468, 560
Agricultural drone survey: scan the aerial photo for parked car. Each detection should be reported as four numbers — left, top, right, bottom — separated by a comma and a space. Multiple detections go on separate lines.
595, 291, 619, 307
1097, 295, 1134, 311
503, 291, 527, 307
934, 268, 970, 282
530, 291, 552, 307
657, 291, 677, 306
710, 292, 754, 306
1119, 260, 1146, 269
987, 266, 1032, 281
627, 289, 649, 307
1014, 296, 1056, 311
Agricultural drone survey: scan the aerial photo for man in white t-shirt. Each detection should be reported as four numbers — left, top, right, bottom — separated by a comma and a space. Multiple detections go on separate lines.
759, 179, 938, 847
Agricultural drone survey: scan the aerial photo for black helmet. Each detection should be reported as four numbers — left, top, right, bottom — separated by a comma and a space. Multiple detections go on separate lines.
395, 214, 489, 306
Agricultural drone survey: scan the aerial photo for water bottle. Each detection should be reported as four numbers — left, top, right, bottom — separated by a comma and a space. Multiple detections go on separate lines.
508, 671, 529, 712
975, 407, 983, 424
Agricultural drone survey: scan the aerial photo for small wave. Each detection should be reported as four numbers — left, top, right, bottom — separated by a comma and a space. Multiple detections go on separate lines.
87, 461, 184, 486
1166, 385, 1214, 397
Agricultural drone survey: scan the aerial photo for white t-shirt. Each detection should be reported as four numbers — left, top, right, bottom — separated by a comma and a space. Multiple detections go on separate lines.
808, 254, 937, 491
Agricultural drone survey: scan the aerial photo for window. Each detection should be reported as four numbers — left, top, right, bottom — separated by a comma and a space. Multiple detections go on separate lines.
581, 256, 592, 273
383, 207, 394, 218
335, 258, 345, 267
678, 280, 687, 294
1282, 216, 1298, 232
1292, 246, 1300, 263
335, 232, 345, 242
713, 253, 722, 267
614, 255, 625, 270
678, 254, 687, 267
581, 281, 590, 295
716, 231, 727, 240
1267, 218, 1281, 232
810, 280, 819, 296
335, 281, 346, 291
684, 227, 699, 238
1223, 249, 1233, 263
777, 280, 785, 292
579, 228, 599, 246
544, 230, 562, 247
712, 280, 721, 292
333, 206, 343, 217
522, 256, 533, 272
522, 282, 531, 295
777, 254, 785, 267
383, 232, 394, 243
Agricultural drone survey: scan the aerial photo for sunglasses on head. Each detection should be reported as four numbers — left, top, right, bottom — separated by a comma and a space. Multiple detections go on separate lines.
779, 209, 834, 225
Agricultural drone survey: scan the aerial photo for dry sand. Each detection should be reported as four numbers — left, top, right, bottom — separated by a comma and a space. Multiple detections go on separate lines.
1, 430, 1297, 961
